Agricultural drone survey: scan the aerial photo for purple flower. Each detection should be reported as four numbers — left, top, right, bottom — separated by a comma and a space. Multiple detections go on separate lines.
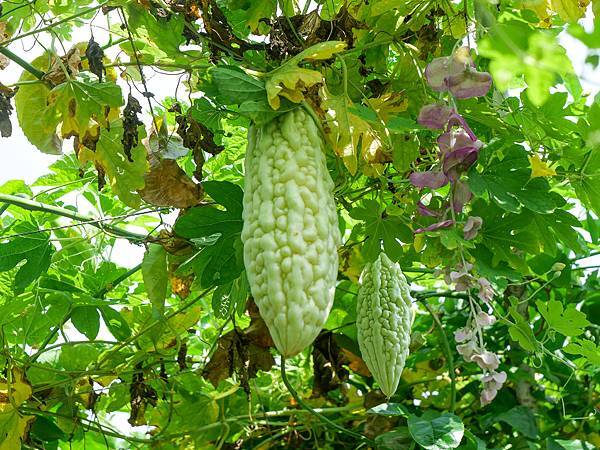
417, 103, 453, 129
482, 371, 507, 389
481, 370, 507, 406
452, 181, 473, 213
454, 327, 474, 343
463, 216, 483, 240
417, 200, 441, 217
475, 311, 496, 327
477, 277, 494, 303
447, 112, 478, 141
457, 341, 478, 359
480, 386, 498, 406
443, 147, 480, 181
409, 170, 449, 189
437, 129, 481, 155
414, 219, 454, 234
424, 47, 492, 99
470, 351, 500, 371
448, 70, 493, 99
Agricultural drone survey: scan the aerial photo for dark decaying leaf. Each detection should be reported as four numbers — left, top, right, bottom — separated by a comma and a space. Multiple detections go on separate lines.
42, 47, 81, 87
0, 83, 16, 137
173, 0, 263, 60
173, 105, 224, 182
202, 300, 274, 394
85, 36, 105, 82
128, 363, 158, 426
122, 94, 143, 162
266, 7, 365, 61
139, 158, 203, 208
311, 331, 350, 398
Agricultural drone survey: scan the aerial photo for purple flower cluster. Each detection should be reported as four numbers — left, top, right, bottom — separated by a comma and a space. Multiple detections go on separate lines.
424, 46, 492, 99
455, 315, 507, 406
411, 48, 492, 234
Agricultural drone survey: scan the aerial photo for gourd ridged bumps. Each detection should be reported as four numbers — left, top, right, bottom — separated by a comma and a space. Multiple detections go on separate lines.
357, 253, 414, 398
241, 108, 341, 357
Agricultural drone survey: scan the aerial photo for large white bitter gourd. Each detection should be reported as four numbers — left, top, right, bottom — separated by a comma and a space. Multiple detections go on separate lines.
241, 108, 341, 357
357, 253, 414, 397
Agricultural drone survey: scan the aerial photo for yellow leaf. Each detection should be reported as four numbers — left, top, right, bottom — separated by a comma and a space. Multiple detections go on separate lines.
323, 91, 383, 175
0, 369, 34, 450
339, 246, 364, 283
529, 154, 556, 178
550, 0, 589, 22
366, 92, 408, 122
265, 67, 322, 110
413, 233, 425, 253
521, 0, 552, 26
294, 41, 347, 61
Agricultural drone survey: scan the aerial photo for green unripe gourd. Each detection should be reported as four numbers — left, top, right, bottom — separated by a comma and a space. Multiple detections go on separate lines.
241, 108, 341, 357
356, 253, 414, 398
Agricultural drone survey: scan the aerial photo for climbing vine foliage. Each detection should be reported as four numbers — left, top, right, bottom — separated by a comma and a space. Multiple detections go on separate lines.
0, 0, 599, 448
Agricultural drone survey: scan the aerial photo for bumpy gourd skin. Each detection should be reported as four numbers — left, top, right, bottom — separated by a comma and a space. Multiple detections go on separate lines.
241, 108, 341, 357
357, 253, 414, 398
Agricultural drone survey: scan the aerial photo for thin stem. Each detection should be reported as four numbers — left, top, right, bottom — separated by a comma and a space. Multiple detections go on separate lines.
0, 193, 148, 241
93, 286, 213, 369
420, 300, 456, 412
279, 356, 372, 444
95, 263, 142, 299
0, 47, 45, 79
28, 263, 143, 363
1, 2, 108, 46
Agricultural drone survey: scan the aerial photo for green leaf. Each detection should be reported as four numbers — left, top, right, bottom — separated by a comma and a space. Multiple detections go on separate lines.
408, 411, 464, 449
508, 304, 539, 352
572, 149, 600, 217
537, 299, 590, 337
78, 121, 149, 208
375, 428, 412, 450
469, 145, 531, 212
237, 98, 297, 125
14, 54, 62, 154
174, 181, 244, 287
495, 406, 538, 439
71, 305, 100, 340
99, 306, 132, 341
350, 200, 412, 261
29, 415, 66, 442
368, 403, 409, 416
142, 244, 168, 316
547, 438, 596, 450
0, 227, 53, 293
48, 78, 123, 138
212, 66, 266, 105
392, 133, 420, 172
459, 430, 487, 450
563, 338, 600, 365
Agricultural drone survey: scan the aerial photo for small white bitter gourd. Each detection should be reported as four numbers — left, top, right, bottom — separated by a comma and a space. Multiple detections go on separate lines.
356, 252, 414, 398
241, 108, 341, 357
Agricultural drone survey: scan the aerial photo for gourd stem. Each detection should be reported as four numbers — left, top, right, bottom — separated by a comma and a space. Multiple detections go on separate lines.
280, 357, 372, 444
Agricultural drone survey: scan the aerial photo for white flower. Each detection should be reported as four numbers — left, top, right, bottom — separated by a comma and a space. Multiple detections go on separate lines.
470, 351, 500, 371
475, 311, 496, 327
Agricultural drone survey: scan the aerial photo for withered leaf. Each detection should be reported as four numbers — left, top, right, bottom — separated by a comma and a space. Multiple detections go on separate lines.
139, 158, 202, 208
43, 47, 81, 86
311, 331, 350, 398
122, 94, 143, 162
85, 36, 105, 82
202, 300, 274, 392
0, 83, 15, 137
